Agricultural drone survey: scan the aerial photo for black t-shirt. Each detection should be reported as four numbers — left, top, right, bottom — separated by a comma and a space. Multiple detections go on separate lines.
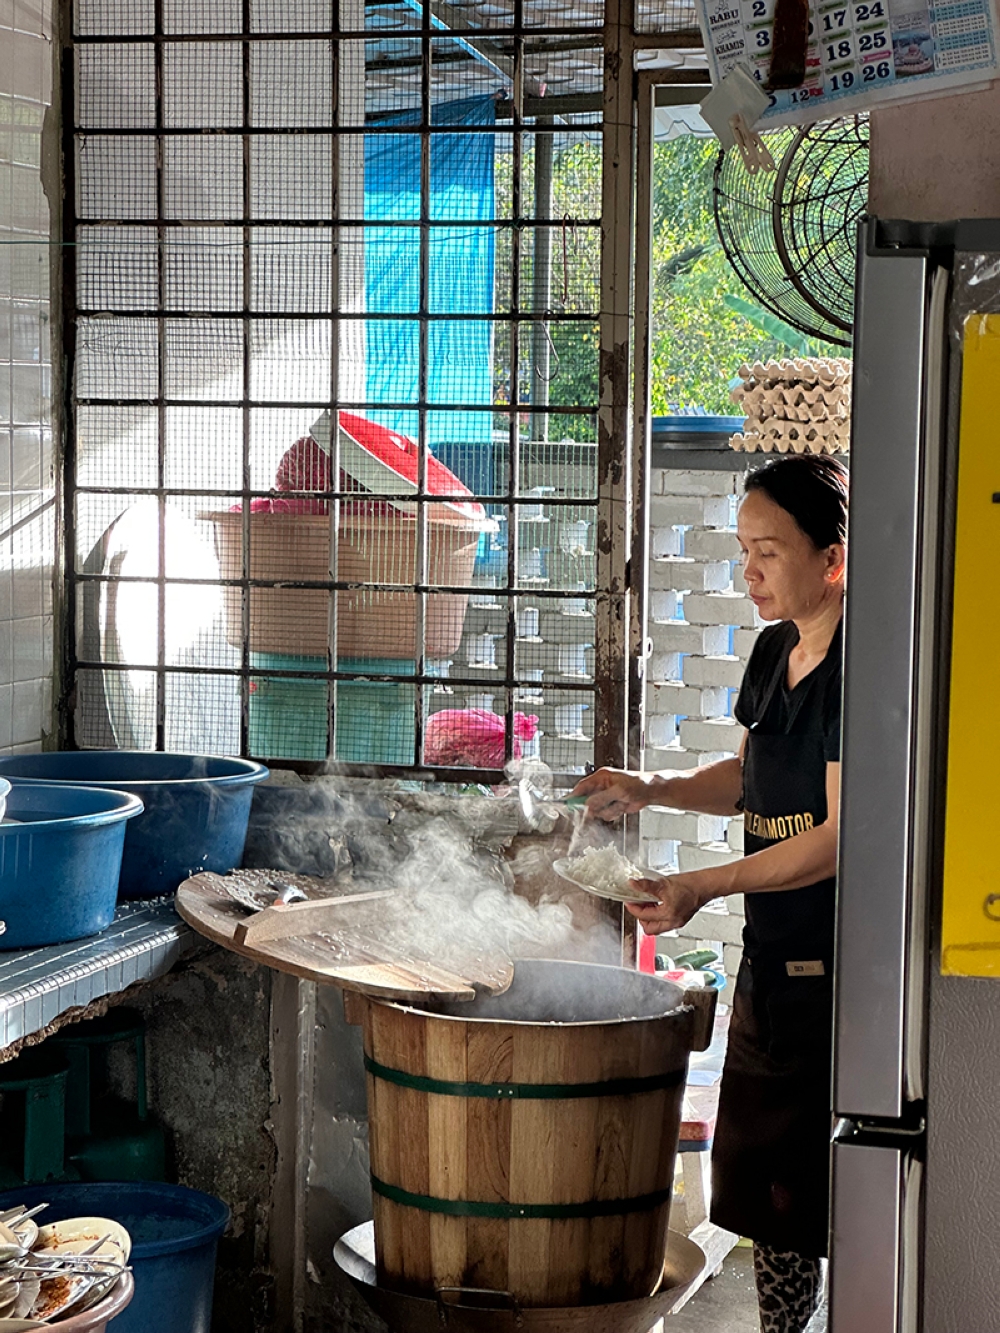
735, 621, 842, 762
733, 619, 843, 959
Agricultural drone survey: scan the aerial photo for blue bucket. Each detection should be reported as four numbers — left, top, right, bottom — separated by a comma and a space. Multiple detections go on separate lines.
0, 1182, 230, 1333
0, 784, 143, 948
0, 753, 268, 899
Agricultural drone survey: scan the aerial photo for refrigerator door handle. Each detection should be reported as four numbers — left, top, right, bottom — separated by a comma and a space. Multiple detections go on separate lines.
829, 1134, 921, 1333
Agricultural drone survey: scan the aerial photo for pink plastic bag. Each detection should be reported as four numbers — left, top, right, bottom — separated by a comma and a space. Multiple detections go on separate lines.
424, 709, 538, 769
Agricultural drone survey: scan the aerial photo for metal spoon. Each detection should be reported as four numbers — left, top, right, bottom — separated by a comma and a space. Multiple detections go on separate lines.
267, 881, 308, 905
0, 1205, 48, 1229
518, 778, 586, 829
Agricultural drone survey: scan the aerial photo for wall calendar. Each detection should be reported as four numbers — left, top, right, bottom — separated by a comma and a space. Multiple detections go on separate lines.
698, 0, 1000, 126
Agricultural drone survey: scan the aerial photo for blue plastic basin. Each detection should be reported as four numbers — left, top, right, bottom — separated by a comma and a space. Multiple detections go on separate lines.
0, 1182, 230, 1333
0, 753, 268, 899
0, 784, 143, 949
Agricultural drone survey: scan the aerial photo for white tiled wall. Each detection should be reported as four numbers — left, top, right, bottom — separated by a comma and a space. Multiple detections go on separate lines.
641, 466, 760, 998
0, 0, 57, 753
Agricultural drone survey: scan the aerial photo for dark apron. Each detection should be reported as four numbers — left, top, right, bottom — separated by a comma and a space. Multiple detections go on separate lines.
709, 685, 836, 1258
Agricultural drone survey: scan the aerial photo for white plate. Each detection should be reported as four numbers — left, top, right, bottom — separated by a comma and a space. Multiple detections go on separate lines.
29, 1273, 94, 1323
0, 1281, 17, 1320
10, 1220, 37, 1253
33, 1219, 131, 1313
11, 1278, 39, 1320
34, 1218, 131, 1265
553, 855, 662, 904
0, 1223, 24, 1266
0, 1320, 45, 1331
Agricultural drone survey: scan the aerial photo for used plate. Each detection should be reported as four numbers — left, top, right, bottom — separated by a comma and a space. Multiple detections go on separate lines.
33, 1218, 131, 1314
9, 1220, 37, 1254
30, 1274, 94, 1322
34, 1218, 131, 1265
0, 1280, 17, 1319
10, 1278, 39, 1320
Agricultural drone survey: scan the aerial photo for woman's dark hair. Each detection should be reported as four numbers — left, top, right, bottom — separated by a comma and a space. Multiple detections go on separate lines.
743, 454, 849, 550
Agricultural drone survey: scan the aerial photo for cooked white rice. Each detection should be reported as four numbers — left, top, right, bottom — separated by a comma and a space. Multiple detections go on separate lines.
559, 845, 642, 894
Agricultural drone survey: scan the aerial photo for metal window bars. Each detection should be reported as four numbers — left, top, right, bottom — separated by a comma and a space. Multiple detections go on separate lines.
62, 0, 704, 778
60, 0, 701, 779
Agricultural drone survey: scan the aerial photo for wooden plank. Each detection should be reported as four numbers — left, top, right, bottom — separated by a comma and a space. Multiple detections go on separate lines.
233, 891, 393, 945
176, 872, 482, 1001
507, 1023, 557, 1301
676, 1222, 740, 1311
549, 1026, 601, 1306
682, 987, 718, 1052
396, 1014, 433, 1288
342, 990, 365, 1025
425, 1015, 469, 1290
464, 1025, 513, 1293
369, 1003, 412, 1290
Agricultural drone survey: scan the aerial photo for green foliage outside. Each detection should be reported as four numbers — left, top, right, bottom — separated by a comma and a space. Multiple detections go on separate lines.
497, 132, 847, 424
648, 137, 845, 415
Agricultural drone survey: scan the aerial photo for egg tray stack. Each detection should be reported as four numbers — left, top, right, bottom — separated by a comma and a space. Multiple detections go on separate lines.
728, 358, 852, 455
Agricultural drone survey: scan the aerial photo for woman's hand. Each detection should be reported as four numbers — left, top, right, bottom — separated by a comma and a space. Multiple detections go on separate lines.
570, 767, 652, 820
624, 871, 709, 935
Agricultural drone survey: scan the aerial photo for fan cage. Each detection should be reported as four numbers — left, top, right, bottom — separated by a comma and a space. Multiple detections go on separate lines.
712, 116, 867, 348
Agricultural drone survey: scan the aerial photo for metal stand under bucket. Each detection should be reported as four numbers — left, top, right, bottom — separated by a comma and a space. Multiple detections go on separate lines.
334, 1221, 708, 1333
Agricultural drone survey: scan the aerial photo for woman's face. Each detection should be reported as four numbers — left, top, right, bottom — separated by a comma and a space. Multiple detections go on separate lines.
736, 488, 845, 623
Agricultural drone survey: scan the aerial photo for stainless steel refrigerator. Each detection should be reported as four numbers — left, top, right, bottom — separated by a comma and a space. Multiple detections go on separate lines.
831, 218, 1000, 1333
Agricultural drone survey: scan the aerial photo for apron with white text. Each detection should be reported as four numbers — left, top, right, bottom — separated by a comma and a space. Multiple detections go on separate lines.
709, 659, 836, 1257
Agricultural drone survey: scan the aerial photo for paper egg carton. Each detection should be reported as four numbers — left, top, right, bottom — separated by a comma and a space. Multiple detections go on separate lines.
735, 357, 853, 388
729, 418, 850, 454
741, 383, 848, 418
729, 356, 852, 454
738, 395, 850, 424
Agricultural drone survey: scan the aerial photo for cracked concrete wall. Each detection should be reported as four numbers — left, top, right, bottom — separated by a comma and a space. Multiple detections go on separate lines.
302, 986, 384, 1333
128, 949, 277, 1333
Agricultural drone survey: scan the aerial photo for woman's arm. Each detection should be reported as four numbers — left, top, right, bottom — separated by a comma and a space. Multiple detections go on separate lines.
570, 735, 747, 819
626, 761, 841, 934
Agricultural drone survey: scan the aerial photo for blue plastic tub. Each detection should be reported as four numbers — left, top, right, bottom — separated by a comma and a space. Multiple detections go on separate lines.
0, 753, 268, 899
0, 784, 143, 949
0, 1182, 230, 1333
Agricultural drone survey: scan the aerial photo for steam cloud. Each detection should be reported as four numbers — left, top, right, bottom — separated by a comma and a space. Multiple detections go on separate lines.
243, 777, 620, 979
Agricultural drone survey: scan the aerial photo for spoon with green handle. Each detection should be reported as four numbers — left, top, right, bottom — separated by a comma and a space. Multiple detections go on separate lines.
518, 777, 587, 829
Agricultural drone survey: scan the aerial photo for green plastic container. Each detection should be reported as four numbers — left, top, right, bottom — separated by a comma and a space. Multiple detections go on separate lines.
250, 654, 415, 764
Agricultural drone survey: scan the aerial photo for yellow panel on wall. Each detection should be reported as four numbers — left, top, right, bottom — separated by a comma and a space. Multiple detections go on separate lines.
942, 314, 1000, 975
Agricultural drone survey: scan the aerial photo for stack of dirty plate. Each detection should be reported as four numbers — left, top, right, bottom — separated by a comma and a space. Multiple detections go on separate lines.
0, 1202, 133, 1328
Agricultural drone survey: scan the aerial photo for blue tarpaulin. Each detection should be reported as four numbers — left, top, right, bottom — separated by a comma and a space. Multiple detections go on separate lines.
364, 95, 496, 449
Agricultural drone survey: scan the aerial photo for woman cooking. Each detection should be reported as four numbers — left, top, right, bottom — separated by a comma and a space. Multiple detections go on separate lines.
572, 454, 847, 1333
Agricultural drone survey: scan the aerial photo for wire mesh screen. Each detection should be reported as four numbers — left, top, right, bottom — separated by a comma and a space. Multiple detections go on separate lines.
66, 0, 606, 779
633, 0, 697, 32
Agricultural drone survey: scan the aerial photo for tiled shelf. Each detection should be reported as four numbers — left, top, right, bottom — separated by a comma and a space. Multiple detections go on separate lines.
0, 898, 198, 1052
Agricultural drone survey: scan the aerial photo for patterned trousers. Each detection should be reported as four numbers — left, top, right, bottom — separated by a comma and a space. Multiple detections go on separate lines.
752, 1244, 826, 1333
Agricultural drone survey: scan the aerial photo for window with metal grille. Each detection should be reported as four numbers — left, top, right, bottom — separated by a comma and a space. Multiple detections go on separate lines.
63, 0, 620, 781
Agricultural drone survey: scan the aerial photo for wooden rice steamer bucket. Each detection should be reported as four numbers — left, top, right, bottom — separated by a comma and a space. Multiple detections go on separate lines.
362, 958, 715, 1307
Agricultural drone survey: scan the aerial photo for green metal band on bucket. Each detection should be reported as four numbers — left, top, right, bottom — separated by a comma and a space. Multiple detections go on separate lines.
370, 1176, 674, 1220
363, 1055, 684, 1101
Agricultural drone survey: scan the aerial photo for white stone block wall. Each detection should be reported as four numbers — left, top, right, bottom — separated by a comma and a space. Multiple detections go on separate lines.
640, 467, 760, 999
